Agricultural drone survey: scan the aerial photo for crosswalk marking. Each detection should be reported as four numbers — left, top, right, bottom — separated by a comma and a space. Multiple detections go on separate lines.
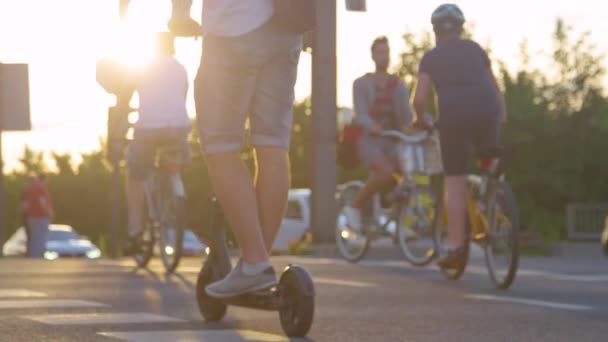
0, 299, 108, 309
98, 329, 292, 342
465, 294, 594, 311
315, 277, 377, 288
22, 312, 185, 325
0, 289, 47, 298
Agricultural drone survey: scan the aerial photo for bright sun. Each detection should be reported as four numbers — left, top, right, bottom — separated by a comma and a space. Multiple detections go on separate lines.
102, 0, 171, 69
106, 23, 155, 68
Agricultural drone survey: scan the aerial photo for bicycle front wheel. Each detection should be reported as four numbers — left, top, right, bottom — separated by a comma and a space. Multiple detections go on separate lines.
158, 173, 186, 273
484, 181, 519, 290
336, 182, 371, 263
397, 185, 438, 266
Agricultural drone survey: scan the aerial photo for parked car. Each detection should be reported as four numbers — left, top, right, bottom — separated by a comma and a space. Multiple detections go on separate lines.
602, 216, 608, 256
154, 229, 208, 257
2, 224, 101, 260
273, 189, 312, 252
183, 229, 208, 256
274, 188, 395, 252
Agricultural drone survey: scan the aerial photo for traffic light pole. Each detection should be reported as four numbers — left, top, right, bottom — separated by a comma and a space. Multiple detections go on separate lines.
310, 0, 338, 243
107, 0, 131, 258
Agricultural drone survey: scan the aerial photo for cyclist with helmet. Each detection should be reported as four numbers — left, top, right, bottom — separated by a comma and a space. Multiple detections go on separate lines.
412, 3, 507, 268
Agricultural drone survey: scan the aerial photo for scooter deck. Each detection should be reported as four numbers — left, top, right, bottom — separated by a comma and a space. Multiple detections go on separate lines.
221, 287, 281, 311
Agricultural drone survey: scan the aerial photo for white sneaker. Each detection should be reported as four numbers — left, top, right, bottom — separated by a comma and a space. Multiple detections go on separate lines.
344, 205, 362, 231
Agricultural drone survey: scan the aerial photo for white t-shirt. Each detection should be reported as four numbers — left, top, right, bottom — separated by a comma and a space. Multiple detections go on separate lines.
202, 0, 274, 37
135, 56, 190, 129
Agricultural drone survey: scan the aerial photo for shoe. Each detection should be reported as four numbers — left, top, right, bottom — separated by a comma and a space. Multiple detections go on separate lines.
205, 259, 277, 298
343, 205, 362, 232
438, 247, 467, 269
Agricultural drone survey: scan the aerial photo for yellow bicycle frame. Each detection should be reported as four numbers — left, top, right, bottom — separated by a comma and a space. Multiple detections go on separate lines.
439, 178, 489, 241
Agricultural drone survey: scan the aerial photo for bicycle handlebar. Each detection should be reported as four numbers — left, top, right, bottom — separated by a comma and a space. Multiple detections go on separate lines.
380, 129, 431, 144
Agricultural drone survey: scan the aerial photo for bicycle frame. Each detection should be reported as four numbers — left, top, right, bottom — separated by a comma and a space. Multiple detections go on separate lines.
143, 151, 186, 225
367, 202, 403, 238
438, 169, 498, 242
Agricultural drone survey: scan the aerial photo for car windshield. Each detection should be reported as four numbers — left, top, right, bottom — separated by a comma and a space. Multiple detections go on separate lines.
47, 230, 80, 242
184, 231, 199, 243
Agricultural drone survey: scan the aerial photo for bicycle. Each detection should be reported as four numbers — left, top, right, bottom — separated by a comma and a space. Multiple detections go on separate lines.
434, 147, 520, 289
336, 129, 442, 265
131, 137, 188, 274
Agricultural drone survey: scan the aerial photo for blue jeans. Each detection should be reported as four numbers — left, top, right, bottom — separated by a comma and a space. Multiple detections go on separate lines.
27, 217, 49, 258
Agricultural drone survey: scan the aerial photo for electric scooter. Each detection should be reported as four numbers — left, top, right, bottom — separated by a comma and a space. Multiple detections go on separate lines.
195, 197, 315, 337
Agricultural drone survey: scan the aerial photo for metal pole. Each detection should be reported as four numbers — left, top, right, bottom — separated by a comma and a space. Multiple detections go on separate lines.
0, 63, 4, 257
107, 0, 130, 258
0, 127, 4, 257
310, 0, 338, 243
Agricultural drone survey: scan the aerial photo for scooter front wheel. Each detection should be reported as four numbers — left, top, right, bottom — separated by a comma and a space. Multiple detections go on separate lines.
278, 265, 315, 337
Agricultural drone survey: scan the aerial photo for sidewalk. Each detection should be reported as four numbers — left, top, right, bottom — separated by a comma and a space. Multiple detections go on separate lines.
549, 241, 605, 259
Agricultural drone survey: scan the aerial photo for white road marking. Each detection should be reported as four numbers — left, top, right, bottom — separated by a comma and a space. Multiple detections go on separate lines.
0, 299, 107, 309
99, 329, 293, 342
465, 294, 594, 311
22, 312, 185, 325
0, 289, 47, 298
315, 277, 377, 288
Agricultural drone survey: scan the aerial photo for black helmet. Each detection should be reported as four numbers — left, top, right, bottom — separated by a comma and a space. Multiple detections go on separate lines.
431, 4, 465, 34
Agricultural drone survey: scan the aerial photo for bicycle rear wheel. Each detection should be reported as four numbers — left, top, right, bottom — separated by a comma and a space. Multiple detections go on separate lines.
336, 182, 371, 263
484, 181, 519, 290
157, 173, 186, 273
133, 200, 156, 268
397, 185, 438, 266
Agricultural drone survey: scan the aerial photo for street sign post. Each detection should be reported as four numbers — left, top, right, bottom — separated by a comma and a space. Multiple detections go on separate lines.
0, 63, 32, 256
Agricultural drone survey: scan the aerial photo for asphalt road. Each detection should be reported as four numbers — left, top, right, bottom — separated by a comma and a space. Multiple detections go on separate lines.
1, 249, 607, 341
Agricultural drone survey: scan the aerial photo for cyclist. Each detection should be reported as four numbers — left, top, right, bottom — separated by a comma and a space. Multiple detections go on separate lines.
344, 36, 414, 232
123, 32, 192, 255
412, 4, 507, 269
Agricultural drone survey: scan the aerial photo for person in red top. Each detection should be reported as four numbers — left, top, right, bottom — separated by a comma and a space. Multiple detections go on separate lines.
21, 173, 53, 258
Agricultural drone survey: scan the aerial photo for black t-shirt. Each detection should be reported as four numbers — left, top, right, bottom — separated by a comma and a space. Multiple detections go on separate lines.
419, 38, 500, 117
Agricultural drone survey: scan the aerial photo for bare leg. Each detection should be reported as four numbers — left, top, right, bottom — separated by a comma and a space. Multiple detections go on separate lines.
352, 157, 396, 209
205, 152, 268, 264
445, 176, 467, 250
127, 177, 145, 236
254, 147, 290, 252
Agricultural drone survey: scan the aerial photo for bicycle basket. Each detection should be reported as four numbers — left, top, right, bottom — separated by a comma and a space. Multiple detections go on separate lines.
396, 131, 443, 175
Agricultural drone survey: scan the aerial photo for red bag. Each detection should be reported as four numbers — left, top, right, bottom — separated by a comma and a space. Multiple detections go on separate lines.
337, 76, 400, 168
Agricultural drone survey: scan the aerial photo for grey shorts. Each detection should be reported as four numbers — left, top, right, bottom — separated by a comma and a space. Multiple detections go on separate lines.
194, 20, 303, 154
357, 134, 399, 169
127, 127, 191, 180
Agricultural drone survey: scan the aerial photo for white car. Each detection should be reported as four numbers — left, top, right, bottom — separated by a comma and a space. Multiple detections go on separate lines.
154, 229, 208, 257
2, 224, 101, 260
273, 189, 312, 252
